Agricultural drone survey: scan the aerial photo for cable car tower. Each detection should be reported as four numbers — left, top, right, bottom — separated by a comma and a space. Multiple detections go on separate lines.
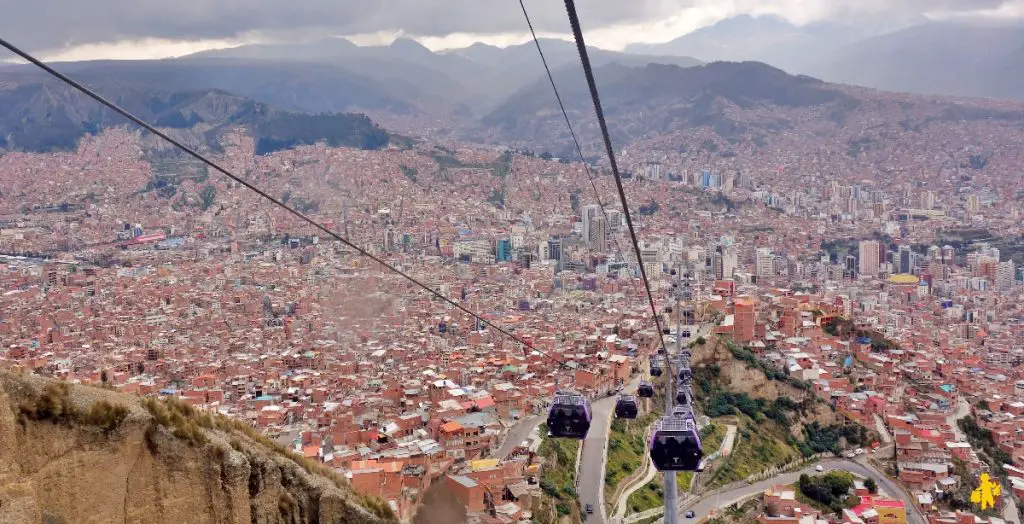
651, 265, 704, 524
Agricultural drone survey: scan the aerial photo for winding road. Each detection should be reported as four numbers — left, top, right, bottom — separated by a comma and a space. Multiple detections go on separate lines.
578, 392, 621, 524
673, 458, 927, 524
492, 415, 542, 460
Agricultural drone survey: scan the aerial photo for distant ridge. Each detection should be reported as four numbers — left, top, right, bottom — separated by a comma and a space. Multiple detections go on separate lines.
0, 76, 390, 153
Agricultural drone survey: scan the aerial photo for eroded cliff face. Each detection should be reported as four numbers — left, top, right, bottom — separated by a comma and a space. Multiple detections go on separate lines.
0, 372, 392, 524
690, 337, 840, 433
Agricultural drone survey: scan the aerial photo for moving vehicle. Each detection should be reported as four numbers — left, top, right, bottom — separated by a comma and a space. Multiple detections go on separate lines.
815, 465, 824, 472
546, 392, 592, 439
685, 510, 696, 518
614, 394, 639, 419
649, 409, 703, 471
586, 504, 594, 514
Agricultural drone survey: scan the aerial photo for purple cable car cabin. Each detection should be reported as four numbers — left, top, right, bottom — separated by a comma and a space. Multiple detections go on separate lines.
649, 410, 703, 471
546, 392, 592, 439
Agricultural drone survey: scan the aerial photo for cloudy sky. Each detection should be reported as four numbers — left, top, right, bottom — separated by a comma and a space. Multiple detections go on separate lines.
1, 0, 1022, 61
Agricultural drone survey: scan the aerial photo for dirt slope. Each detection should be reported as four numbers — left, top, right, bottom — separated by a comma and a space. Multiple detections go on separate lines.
0, 371, 393, 524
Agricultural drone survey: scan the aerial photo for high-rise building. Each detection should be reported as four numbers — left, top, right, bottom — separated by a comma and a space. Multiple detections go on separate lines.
920, 190, 936, 210
581, 205, 601, 245
996, 261, 1016, 290
898, 246, 913, 274
845, 255, 857, 277
941, 245, 955, 263
755, 248, 774, 278
967, 194, 980, 213
587, 215, 607, 252
858, 240, 880, 276
712, 245, 738, 280
495, 239, 512, 262
547, 238, 562, 264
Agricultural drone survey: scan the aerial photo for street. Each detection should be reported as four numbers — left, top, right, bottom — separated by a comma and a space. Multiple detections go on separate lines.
948, 396, 970, 442
578, 393, 619, 524
492, 415, 542, 460
674, 458, 926, 524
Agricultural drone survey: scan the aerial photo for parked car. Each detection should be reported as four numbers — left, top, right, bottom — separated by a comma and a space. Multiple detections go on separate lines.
686, 511, 697, 519
854, 448, 865, 455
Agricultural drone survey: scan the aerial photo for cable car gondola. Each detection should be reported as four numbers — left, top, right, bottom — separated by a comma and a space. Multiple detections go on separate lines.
650, 358, 663, 377
547, 392, 592, 439
637, 381, 655, 398
678, 366, 692, 382
675, 384, 693, 406
649, 412, 703, 471
614, 394, 639, 419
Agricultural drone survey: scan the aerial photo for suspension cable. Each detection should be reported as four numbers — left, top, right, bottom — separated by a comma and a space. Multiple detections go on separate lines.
559, 1, 669, 354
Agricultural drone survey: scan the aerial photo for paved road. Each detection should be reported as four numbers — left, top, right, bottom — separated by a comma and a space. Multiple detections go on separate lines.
947, 396, 970, 442
1004, 496, 1022, 524
579, 393, 619, 524
720, 425, 737, 457
492, 415, 542, 460
874, 413, 893, 444
612, 454, 657, 522
673, 458, 926, 524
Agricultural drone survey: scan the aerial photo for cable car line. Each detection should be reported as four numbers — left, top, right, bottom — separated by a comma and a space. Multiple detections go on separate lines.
560, 0, 669, 355
516, 0, 645, 305
0, 37, 595, 377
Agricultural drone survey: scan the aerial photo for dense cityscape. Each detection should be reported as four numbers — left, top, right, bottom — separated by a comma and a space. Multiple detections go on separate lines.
2, 4, 1024, 524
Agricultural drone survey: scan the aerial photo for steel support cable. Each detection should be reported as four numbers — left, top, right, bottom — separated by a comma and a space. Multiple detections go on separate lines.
559, 1, 669, 354
516, 0, 645, 305
0, 37, 593, 374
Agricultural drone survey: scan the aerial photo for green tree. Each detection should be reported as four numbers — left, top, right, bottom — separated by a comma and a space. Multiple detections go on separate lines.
865, 478, 877, 494
199, 184, 217, 211
100, 370, 108, 384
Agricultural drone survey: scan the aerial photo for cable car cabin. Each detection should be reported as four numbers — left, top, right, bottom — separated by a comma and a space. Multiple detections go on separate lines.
546, 392, 592, 439
678, 367, 693, 382
614, 394, 639, 419
637, 381, 655, 398
649, 414, 703, 471
675, 385, 693, 406
650, 358, 664, 377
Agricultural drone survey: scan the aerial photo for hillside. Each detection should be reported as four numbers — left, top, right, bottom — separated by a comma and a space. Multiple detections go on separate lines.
804, 22, 1024, 101
479, 61, 855, 153
626, 15, 866, 73
0, 75, 390, 153
688, 337, 871, 488
0, 371, 394, 524
192, 37, 702, 116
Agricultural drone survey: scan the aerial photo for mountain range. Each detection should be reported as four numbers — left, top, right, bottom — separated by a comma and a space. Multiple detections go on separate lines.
0, 36, 703, 152
628, 15, 1024, 102
0, 72, 389, 153
3, 19, 1024, 154
480, 60, 859, 153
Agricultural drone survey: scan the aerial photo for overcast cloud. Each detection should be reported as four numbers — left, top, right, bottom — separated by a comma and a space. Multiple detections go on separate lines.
0, 0, 1019, 58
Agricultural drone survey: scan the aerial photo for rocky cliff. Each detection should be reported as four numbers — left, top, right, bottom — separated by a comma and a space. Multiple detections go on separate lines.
690, 336, 841, 432
0, 371, 394, 524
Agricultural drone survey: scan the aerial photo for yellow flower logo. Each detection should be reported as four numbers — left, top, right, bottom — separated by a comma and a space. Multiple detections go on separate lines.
970, 473, 1002, 510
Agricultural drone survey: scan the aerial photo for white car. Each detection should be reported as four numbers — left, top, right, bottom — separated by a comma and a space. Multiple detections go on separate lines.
815, 465, 824, 472
854, 448, 865, 455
